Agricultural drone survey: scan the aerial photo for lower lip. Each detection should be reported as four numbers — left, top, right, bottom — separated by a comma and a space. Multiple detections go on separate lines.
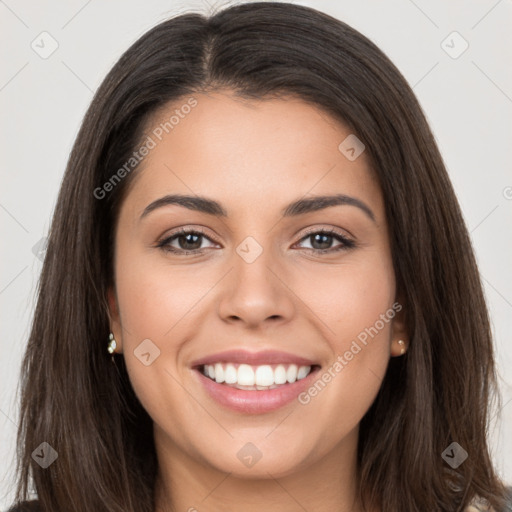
193, 367, 321, 414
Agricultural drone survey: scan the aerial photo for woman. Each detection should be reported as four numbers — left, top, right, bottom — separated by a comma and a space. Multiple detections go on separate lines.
9, 2, 511, 511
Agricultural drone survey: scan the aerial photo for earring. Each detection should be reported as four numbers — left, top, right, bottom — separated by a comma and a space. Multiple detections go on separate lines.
398, 339, 406, 355
107, 332, 117, 354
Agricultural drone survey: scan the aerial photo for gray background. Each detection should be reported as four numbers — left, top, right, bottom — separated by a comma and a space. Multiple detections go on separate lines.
1, 0, 511, 507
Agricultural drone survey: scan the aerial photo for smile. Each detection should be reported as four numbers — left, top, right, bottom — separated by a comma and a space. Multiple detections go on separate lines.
201, 362, 313, 390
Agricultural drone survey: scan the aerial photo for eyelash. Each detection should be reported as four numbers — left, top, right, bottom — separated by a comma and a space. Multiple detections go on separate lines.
155, 226, 356, 256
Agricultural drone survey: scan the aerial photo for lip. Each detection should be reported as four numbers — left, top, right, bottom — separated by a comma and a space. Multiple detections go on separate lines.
190, 349, 319, 368
192, 364, 321, 414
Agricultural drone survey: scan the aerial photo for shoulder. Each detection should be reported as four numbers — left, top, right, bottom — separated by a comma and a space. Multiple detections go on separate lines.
5, 501, 41, 512
464, 502, 495, 511
465, 487, 512, 512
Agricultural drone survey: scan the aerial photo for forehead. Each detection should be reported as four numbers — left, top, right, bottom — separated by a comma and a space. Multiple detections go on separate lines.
120, 90, 383, 222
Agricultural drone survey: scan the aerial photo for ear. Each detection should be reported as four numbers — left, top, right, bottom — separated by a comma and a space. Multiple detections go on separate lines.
389, 296, 409, 357
107, 286, 123, 353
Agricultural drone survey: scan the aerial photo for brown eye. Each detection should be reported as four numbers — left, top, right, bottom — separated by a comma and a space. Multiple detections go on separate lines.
156, 228, 217, 254
296, 229, 355, 254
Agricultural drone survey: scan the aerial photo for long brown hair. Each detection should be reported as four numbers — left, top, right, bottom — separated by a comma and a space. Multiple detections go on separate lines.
12, 2, 510, 511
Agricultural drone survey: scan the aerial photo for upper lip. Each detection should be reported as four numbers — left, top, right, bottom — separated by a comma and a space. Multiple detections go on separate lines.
190, 349, 320, 368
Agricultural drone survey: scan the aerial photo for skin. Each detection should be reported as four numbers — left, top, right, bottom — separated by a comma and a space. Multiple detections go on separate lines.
108, 90, 408, 512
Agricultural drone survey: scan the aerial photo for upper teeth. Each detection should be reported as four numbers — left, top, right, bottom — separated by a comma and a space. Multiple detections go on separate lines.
202, 363, 312, 388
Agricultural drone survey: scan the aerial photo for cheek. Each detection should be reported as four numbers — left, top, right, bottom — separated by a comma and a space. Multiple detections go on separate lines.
291, 249, 396, 344
114, 249, 210, 339
112, 243, 246, 427
288, 252, 395, 427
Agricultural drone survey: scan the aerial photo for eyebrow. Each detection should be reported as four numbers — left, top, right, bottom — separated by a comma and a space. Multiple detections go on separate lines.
140, 193, 376, 222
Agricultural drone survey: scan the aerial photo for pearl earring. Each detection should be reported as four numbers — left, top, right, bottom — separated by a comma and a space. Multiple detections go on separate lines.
107, 332, 117, 354
398, 339, 406, 355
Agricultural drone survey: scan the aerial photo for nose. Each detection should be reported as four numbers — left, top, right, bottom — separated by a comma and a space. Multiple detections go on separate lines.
217, 244, 295, 329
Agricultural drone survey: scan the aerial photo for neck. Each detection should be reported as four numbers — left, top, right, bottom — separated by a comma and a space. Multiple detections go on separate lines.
153, 425, 368, 512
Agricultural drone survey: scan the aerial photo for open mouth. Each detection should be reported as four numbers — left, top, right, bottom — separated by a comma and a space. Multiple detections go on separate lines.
196, 362, 322, 391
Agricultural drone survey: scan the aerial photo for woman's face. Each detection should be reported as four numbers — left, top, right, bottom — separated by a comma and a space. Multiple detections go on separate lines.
108, 90, 407, 479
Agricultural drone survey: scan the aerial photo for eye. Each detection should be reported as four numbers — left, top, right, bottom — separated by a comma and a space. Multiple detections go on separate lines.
156, 226, 356, 256
156, 227, 218, 255
295, 228, 355, 254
